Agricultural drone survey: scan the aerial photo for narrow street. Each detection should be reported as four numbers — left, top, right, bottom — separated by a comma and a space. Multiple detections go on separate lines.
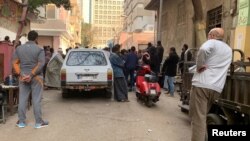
0, 90, 191, 141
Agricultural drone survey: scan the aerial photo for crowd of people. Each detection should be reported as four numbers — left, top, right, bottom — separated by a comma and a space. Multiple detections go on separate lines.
108, 40, 189, 102
1, 27, 234, 141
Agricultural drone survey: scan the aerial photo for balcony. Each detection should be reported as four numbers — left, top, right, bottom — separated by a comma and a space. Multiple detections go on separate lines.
145, 0, 160, 10
31, 19, 73, 40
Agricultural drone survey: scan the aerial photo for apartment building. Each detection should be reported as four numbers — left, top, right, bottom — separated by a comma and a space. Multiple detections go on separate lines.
91, 0, 124, 48
31, 0, 82, 53
120, 0, 155, 50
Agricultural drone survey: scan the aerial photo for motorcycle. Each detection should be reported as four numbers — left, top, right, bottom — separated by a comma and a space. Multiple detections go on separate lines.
135, 65, 161, 107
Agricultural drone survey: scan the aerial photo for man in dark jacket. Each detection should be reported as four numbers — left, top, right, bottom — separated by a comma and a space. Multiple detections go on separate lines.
179, 44, 192, 75
125, 46, 138, 91
149, 47, 160, 73
162, 47, 179, 96
156, 41, 164, 63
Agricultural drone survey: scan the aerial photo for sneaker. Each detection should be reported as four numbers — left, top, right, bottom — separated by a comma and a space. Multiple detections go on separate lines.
165, 91, 170, 94
16, 121, 26, 128
167, 95, 174, 97
34, 121, 49, 129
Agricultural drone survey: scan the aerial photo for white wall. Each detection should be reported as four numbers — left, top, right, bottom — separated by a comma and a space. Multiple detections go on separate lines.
0, 27, 28, 44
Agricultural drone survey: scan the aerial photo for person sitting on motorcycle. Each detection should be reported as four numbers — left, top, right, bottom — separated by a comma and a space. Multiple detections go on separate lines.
140, 50, 151, 65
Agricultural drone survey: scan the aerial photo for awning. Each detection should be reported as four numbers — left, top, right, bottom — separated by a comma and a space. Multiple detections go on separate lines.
145, 0, 160, 10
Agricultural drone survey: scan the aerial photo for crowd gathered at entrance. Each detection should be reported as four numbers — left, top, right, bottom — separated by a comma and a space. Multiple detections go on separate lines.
0, 27, 233, 141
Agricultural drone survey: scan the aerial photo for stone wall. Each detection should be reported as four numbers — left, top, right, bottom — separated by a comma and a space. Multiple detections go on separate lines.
159, 0, 238, 56
160, 0, 194, 55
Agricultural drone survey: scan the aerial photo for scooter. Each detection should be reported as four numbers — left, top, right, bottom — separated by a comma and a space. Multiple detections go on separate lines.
135, 65, 161, 107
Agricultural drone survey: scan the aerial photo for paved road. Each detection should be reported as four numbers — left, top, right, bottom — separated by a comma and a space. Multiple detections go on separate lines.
0, 90, 191, 141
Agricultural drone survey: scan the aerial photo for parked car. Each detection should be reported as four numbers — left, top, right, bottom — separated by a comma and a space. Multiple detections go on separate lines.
60, 48, 113, 98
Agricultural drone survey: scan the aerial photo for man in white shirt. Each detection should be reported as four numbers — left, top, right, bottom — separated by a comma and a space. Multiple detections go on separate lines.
190, 28, 232, 141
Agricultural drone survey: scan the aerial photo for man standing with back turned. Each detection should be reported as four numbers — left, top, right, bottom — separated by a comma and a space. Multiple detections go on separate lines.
190, 28, 232, 141
13, 30, 49, 128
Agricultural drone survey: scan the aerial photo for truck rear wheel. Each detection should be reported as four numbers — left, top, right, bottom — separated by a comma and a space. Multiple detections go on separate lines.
207, 113, 225, 125
206, 114, 225, 141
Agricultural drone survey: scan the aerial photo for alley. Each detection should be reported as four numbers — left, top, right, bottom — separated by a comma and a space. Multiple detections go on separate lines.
0, 90, 190, 141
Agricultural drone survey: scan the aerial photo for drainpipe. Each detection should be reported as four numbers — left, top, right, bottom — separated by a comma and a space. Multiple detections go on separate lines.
158, 0, 163, 41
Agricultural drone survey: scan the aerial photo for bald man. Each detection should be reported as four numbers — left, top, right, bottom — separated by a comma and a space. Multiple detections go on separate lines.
190, 28, 232, 141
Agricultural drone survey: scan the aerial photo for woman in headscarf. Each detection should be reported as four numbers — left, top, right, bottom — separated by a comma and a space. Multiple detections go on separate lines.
45, 48, 64, 89
109, 44, 129, 102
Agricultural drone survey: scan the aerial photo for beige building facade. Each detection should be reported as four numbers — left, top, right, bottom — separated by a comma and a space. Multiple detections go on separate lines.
31, 0, 82, 53
91, 0, 124, 48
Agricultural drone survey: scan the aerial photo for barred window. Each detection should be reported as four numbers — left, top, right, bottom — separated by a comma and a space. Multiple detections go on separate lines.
207, 5, 222, 34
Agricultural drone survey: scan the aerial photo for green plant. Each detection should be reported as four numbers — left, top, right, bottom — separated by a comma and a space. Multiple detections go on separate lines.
28, 0, 71, 13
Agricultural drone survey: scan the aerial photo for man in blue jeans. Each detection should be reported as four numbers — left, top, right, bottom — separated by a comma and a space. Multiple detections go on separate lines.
125, 46, 138, 91
161, 47, 179, 96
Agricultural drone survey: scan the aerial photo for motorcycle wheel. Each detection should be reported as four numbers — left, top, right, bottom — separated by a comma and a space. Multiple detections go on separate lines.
146, 98, 153, 107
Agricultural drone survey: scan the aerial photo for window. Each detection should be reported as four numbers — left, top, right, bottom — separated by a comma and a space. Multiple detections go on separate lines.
95, 15, 98, 19
95, 10, 98, 14
46, 5, 56, 19
108, 21, 111, 24
104, 11, 107, 14
113, 6, 116, 10
108, 11, 111, 14
100, 6, 103, 9
66, 51, 107, 66
113, 1, 116, 4
95, 20, 98, 23
207, 5, 222, 34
